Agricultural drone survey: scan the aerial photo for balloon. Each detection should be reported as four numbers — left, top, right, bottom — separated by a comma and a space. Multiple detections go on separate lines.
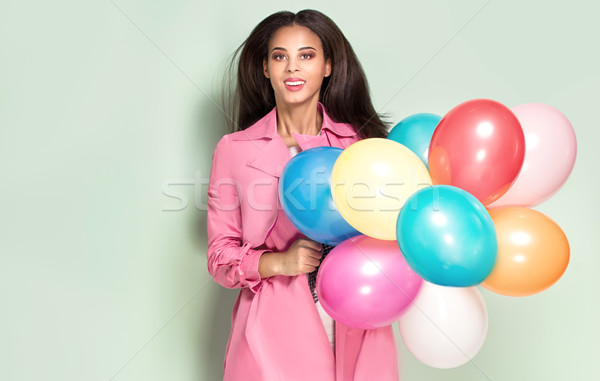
279, 147, 361, 245
428, 99, 525, 206
488, 103, 577, 208
396, 185, 497, 287
387, 113, 442, 166
316, 235, 423, 329
331, 138, 432, 240
399, 282, 488, 369
481, 207, 570, 296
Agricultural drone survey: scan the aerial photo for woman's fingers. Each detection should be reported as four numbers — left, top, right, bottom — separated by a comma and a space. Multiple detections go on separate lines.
278, 238, 325, 276
298, 237, 323, 252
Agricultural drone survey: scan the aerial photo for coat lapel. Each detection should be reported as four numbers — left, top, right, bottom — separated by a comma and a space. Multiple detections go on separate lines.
239, 102, 359, 177
246, 137, 291, 178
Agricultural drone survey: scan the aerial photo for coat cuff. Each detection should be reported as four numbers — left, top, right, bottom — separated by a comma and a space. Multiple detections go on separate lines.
240, 246, 271, 294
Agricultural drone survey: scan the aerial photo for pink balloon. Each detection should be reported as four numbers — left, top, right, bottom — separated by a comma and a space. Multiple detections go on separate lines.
316, 235, 423, 329
489, 103, 577, 208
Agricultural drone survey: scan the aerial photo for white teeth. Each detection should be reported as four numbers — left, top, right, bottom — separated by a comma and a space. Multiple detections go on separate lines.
285, 81, 305, 86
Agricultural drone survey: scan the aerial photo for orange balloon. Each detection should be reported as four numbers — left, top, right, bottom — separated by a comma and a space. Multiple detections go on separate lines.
481, 207, 569, 297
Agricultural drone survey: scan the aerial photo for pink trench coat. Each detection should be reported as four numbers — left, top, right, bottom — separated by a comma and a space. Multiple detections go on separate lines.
207, 104, 399, 381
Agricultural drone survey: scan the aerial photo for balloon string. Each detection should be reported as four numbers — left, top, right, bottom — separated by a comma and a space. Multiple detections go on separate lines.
308, 244, 335, 303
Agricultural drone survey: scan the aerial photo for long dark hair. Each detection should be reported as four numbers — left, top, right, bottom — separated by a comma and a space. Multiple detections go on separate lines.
223, 10, 388, 139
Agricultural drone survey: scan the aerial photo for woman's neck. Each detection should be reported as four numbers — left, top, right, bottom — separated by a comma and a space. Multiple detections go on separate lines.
276, 100, 323, 139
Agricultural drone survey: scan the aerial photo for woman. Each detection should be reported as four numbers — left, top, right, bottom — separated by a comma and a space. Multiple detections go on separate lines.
207, 10, 398, 381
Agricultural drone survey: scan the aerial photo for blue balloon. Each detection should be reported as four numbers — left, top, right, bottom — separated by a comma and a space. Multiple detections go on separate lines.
279, 147, 361, 245
396, 185, 497, 287
387, 113, 441, 166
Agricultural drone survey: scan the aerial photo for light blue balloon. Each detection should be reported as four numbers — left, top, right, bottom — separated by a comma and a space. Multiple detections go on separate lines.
396, 185, 497, 287
387, 113, 442, 166
279, 147, 361, 245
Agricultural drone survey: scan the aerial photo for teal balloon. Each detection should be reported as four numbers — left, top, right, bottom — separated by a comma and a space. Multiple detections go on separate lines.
279, 147, 361, 245
387, 113, 441, 166
396, 185, 497, 287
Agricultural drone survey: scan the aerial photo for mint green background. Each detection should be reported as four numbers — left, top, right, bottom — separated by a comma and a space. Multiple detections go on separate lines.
1, 1, 598, 380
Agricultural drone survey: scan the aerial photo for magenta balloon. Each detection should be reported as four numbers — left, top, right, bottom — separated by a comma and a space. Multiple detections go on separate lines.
488, 103, 577, 208
316, 235, 423, 329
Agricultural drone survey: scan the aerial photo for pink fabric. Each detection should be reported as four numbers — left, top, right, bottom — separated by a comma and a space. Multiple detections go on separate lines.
207, 104, 399, 381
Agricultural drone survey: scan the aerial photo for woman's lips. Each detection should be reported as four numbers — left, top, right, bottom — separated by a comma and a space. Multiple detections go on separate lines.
284, 78, 305, 91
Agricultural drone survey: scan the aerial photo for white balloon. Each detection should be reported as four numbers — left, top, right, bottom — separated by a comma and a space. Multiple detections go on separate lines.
398, 282, 488, 369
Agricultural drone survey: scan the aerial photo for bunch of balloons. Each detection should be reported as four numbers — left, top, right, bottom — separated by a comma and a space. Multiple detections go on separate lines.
279, 98, 576, 369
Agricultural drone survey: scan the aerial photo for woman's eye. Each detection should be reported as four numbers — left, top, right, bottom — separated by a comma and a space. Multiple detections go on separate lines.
272, 54, 286, 61
301, 53, 314, 59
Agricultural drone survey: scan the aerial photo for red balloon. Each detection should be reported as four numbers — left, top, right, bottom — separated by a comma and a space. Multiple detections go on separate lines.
428, 99, 525, 205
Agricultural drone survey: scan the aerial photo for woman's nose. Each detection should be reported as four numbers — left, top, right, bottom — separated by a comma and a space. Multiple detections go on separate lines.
286, 58, 299, 72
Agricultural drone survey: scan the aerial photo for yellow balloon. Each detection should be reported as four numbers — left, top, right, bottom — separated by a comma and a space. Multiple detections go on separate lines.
331, 138, 432, 240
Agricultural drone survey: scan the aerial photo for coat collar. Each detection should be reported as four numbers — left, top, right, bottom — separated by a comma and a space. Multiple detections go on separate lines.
230, 102, 358, 141
232, 103, 357, 178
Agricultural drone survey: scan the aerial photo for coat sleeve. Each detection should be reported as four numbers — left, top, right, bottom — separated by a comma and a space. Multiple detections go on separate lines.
206, 135, 269, 293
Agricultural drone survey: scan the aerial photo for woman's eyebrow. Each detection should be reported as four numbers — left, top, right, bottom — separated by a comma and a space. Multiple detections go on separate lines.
271, 46, 317, 52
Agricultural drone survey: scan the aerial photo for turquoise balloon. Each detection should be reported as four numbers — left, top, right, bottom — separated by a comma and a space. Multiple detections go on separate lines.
396, 185, 497, 287
387, 113, 441, 166
279, 147, 361, 245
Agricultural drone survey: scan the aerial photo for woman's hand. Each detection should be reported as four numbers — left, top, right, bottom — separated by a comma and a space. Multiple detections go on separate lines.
280, 238, 323, 276
258, 238, 322, 278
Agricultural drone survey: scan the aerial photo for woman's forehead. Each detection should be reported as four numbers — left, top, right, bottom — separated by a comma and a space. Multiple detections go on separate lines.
268, 25, 323, 51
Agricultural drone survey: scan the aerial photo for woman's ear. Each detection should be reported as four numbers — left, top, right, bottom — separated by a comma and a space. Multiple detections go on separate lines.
325, 58, 332, 78
263, 59, 270, 78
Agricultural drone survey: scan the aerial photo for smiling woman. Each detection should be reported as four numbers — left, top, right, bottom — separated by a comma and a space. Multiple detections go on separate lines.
208, 9, 397, 381
263, 25, 332, 116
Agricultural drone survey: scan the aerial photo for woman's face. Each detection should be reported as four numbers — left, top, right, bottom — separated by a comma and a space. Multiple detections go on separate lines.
263, 25, 331, 108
